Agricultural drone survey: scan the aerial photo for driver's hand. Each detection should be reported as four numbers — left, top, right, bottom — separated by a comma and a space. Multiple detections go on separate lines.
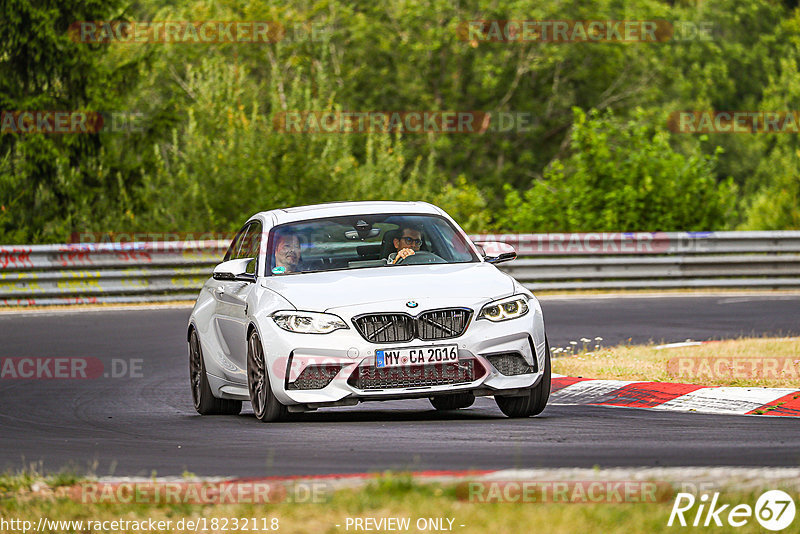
392, 248, 416, 264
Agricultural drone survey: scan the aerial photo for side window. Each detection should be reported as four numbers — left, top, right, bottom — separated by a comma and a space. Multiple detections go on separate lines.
432, 221, 471, 262
223, 224, 250, 262
239, 221, 262, 274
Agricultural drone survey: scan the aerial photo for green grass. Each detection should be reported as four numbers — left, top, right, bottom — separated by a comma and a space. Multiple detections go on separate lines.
552, 336, 800, 388
1, 472, 797, 533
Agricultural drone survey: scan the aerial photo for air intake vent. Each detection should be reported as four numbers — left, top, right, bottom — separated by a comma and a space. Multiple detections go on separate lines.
352, 314, 415, 343
287, 364, 343, 390
417, 309, 471, 340
485, 352, 536, 376
347, 359, 484, 390
353, 308, 472, 343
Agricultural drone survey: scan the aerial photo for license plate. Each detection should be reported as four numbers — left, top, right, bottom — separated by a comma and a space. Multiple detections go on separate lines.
375, 345, 458, 368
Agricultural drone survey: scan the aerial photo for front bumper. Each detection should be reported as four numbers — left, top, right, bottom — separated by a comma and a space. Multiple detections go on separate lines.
258, 298, 547, 407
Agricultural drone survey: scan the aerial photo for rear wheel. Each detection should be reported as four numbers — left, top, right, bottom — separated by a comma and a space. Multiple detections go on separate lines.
429, 393, 475, 411
247, 329, 288, 422
189, 329, 242, 415
495, 339, 551, 418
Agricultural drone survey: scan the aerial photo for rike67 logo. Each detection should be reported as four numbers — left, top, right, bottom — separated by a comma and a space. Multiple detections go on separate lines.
668, 490, 796, 531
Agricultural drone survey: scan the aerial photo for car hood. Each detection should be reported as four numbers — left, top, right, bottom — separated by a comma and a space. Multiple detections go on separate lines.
261, 262, 514, 311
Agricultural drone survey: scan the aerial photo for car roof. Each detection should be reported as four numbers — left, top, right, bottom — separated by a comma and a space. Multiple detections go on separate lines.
257, 201, 445, 225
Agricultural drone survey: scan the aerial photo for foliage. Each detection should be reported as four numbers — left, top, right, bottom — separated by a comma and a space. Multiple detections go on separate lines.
0, 0, 139, 242
499, 109, 737, 232
740, 34, 800, 230
1, 0, 799, 243
125, 51, 444, 233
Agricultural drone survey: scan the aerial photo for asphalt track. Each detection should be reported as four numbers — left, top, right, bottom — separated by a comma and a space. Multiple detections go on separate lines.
0, 294, 798, 477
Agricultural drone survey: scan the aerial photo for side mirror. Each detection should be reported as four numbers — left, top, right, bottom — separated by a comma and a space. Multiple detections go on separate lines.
474, 241, 517, 264
213, 258, 256, 282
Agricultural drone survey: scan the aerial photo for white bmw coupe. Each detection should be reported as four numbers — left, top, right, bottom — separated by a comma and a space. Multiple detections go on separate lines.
187, 201, 550, 421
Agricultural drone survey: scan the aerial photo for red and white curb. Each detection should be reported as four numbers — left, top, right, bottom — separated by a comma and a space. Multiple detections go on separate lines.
550, 376, 800, 416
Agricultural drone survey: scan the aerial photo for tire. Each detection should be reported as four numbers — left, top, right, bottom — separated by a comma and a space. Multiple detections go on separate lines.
495, 338, 551, 418
429, 393, 475, 411
189, 329, 242, 415
247, 329, 288, 422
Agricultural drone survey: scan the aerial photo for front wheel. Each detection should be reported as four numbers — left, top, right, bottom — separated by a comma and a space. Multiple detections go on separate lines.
495, 338, 551, 418
189, 329, 242, 415
247, 329, 288, 422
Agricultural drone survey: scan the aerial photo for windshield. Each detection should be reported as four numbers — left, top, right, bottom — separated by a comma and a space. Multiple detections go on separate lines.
266, 214, 479, 275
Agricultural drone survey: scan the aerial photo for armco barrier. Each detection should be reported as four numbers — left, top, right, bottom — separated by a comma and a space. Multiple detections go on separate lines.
1, 232, 799, 306
0, 241, 227, 306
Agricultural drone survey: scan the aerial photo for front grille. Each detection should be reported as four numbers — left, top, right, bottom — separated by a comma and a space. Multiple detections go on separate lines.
417, 309, 471, 340
486, 352, 536, 376
348, 359, 483, 390
353, 308, 472, 343
353, 314, 415, 343
287, 364, 343, 390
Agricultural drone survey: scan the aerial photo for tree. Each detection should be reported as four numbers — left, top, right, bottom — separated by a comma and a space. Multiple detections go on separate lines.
499, 108, 737, 232
0, 0, 140, 242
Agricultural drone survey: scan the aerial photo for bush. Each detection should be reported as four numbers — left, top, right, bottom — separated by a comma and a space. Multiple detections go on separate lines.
498, 108, 737, 232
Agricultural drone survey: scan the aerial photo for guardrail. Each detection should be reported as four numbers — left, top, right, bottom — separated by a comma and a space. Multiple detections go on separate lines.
472, 231, 800, 290
0, 241, 227, 306
1, 231, 799, 306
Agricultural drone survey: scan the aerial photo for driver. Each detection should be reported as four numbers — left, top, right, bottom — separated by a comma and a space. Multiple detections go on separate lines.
388, 224, 424, 264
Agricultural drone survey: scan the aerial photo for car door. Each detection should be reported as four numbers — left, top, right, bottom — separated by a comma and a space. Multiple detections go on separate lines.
213, 220, 262, 373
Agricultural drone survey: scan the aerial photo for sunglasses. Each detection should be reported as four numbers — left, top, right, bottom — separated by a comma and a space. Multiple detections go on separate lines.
399, 236, 422, 246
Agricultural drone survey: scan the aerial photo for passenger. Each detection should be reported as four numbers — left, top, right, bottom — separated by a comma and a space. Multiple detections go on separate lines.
273, 231, 304, 273
388, 225, 424, 264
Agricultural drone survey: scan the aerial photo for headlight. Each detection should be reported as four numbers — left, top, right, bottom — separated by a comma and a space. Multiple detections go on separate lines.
272, 311, 349, 334
478, 296, 529, 322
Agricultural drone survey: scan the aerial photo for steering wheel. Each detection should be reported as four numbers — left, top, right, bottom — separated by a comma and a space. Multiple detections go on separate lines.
392, 250, 447, 265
